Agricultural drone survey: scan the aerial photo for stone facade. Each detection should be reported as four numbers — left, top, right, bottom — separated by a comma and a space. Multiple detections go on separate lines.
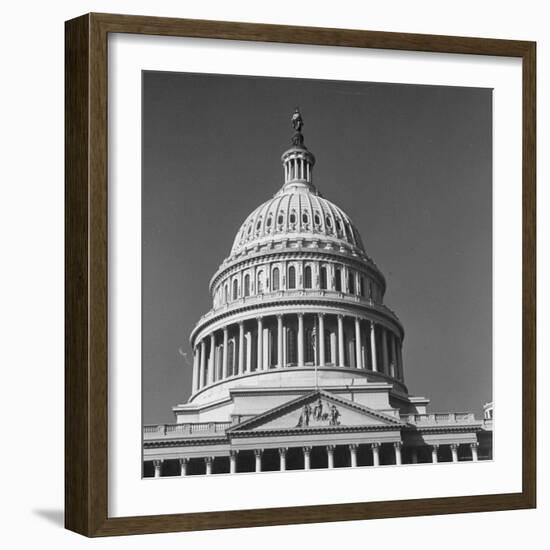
143, 110, 493, 477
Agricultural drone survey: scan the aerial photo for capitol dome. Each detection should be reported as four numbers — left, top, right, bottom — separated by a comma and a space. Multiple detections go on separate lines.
229, 174, 367, 259
188, 109, 406, 405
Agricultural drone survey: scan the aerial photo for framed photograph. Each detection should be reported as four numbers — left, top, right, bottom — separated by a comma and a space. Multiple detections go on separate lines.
65, 13, 536, 537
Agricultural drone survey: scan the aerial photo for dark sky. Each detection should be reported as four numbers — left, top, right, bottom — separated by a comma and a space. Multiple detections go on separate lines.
142, 71, 492, 425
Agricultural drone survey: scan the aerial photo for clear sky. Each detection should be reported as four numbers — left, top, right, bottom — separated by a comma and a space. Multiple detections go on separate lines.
142, 71, 492, 425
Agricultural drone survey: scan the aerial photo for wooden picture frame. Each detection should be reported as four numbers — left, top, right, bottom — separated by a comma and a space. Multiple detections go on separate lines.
65, 12, 536, 537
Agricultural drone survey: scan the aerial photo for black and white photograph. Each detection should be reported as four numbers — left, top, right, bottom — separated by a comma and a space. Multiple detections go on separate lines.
142, 71, 493, 477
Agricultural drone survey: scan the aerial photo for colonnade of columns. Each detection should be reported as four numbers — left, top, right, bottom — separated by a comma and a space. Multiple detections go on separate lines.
150, 442, 480, 478
192, 313, 404, 392
284, 154, 311, 183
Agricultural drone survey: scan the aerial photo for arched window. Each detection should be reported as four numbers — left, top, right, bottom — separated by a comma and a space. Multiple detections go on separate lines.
320, 266, 328, 290
335, 268, 342, 292
277, 212, 284, 225
290, 212, 296, 224
348, 272, 355, 294
314, 212, 321, 226
272, 267, 280, 291
256, 218, 262, 231
257, 270, 264, 293
244, 274, 250, 297
304, 265, 312, 289
288, 266, 296, 289
232, 279, 238, 300
302, 212, 309, 224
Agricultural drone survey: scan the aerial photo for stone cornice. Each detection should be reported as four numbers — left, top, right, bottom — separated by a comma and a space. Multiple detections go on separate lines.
144, 436, 228, 448
403, 424, 483, 435
229, 425, 402, 438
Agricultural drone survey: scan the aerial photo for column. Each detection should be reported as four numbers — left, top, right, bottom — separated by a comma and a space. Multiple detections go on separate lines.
371, 443, 380, 467
199, 340, 206, 389
394, 442, 403, 465
431, 444, 439, 464
297, 313, 304, 367
470, 442, 479, 462
391, 333, 398, 378
257, 317, 263, 371
330, 332, 337, 364
277, 315, 284, 368
192, 347, 199, 393
355, 317, 362, 368
229, 450, 238, 473
411, 448, 419, 464
205, 456, 214, 475
208, 333, 215, 384
318, 313, 326, 367
337, 315, 345, 366
246, 332, 252, 372
370, 322, 378, 372
153, 460, 163, 478
397, 341, 404, 381
450, 443, 459, 463
279, 448, 287, 471
254, 449, 263, 472
222, 327, 228, 379
381, 327, 389, 375
238, 322, 244, 376
327, 445, 335, 469
349, 444, 358, 467
303, 446, 312, 470
179, 457, 188, 477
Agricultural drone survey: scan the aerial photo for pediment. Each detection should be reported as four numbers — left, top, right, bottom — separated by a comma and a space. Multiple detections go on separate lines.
228, 390, 404, 433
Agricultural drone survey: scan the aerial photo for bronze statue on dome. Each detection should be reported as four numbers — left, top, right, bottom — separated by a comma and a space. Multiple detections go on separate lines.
291, 107, 304, 132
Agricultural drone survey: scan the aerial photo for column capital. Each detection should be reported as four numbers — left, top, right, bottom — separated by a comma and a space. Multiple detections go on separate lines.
326, 445, 336, 452
337, 314, 344, 320
257, 315, 263, 322
318, 312, 325, 318
470, 442, 479, 448
370, 442, 380, 449
223, 326, 228, 334
278, 447, 288, 456
393, 441, 403, 449
229, 449, 239, 457
204, 456, 214, 465
431, 444, 440, 450
254, 448, 264, 457
153, 459, 163, 467
276, 313, 284, 320
349, 443, 359, 451
178, 457, 188, 466
449, 443, 459, 450
297, 312, 304, 318
303, 446, 312, 454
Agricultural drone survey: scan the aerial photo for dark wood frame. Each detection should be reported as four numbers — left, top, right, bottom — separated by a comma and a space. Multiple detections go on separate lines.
65, 12, 536, 537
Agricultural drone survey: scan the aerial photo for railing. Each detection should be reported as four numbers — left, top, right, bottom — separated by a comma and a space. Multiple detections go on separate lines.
404, 412, 478, 425
196, 290, 401, 326
144, 422, 232, 438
